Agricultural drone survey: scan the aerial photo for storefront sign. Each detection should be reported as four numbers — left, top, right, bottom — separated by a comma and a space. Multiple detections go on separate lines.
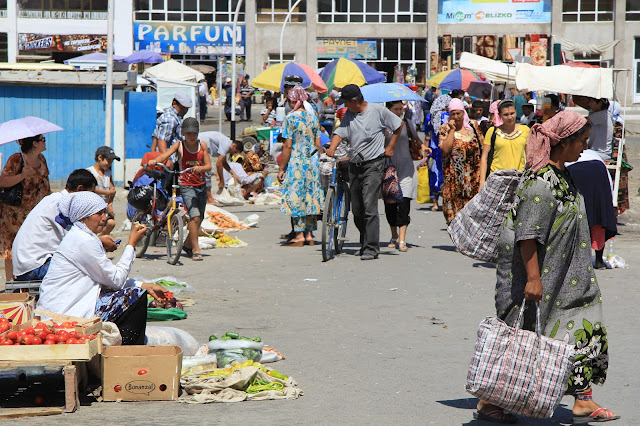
316, 39, 377, 60
438, 0, 551, 24
134, 22, 245, 55
18, 34, 106, 52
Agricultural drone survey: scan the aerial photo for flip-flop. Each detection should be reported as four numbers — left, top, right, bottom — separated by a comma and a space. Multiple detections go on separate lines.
192, 253, 203, 261
182, 246, 193, 258
387, 238, 397, 248
473, 409, 518, 424
283, 240, 304, 247
572, 408, 620, 424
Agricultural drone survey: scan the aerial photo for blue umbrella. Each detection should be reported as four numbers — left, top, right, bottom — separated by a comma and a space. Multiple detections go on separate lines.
360, 83, 426, 104
118, 51, 164, 64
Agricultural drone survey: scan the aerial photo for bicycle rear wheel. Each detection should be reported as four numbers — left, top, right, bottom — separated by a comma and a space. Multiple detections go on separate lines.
322, 188, 336, 261
334, 184, 350, 254
131, 210, 152, 258
166, 213, 184, 265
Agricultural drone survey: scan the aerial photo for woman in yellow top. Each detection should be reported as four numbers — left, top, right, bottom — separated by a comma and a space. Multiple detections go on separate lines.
479, 98, 530, 189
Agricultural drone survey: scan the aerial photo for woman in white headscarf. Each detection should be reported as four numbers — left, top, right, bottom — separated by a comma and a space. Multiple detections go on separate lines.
37, 192, 168, 345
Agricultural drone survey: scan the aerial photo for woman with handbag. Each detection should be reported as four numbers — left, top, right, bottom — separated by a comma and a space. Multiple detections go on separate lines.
476, 111, 618, 424
439, 98, 483, 225
0, 135, 50, 281
382, 101, 425, 252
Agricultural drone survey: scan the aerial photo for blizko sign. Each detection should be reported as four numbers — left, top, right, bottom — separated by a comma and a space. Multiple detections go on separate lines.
134, 22, 245, 55
438, 0, 551, 24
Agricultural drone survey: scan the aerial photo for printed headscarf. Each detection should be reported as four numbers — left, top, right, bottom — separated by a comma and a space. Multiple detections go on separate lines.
526, 110, 588, 173
55, 192, 107, 231
447, 98, 472, 130
287, 85, 309, 114
329, 90, 338, 101
430, 95, 451, 134
489, 100, 503, 127
608, 101, 623, 124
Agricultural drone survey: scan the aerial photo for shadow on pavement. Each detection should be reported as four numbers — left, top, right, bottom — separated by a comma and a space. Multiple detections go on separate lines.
436, 398, 573, 425
472, 262, 496, 269
432, 245, 458, 252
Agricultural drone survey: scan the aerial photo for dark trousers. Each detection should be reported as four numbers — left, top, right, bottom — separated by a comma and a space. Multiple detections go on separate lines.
384, 197, 411, 227
199, 96, 207, 121
349, 158, 384, 256
240, 97, 252, 120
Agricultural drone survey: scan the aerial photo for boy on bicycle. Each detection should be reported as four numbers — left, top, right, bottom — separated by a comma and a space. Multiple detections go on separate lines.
149, 117, 212, 261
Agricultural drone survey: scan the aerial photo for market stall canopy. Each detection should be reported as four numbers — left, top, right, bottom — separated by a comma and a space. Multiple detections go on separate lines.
64, 52, 128, 71
319, 58, 385, 91
459, 52, 515, 84
189, 64, 216, 74
117, 51, 163, 64
143, 59, 205, 82
360, 83, 425, 103
0, 117, 63, 146
252, 61, 327, 93
515, 63, 613, 99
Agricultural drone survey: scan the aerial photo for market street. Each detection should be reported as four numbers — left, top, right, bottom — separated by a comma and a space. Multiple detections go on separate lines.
4, 138, 639, 424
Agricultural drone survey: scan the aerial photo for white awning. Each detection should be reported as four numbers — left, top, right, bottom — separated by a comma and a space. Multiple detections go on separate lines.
514, 63, 614, 99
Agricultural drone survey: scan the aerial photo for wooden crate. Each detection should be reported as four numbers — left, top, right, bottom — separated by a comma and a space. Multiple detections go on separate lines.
33, 310, 102, 335
0, 335, 101, 362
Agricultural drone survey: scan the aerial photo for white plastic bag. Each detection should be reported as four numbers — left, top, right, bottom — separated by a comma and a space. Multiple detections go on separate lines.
181, 354, 218, 376
605, 254, 627, 269
149, 276, 195, 294
101, 321, 122, 346
145, 326, 199, 356
198, 236, 217, 250
253, 192, 281, 206
215, 188, 244, 206
208, 340, 264, 367
242, 214, 260, 227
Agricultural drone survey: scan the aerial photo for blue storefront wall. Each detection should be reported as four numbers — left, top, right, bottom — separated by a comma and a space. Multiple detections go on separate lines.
0, 85, 106, 184
125, 91, 157, 159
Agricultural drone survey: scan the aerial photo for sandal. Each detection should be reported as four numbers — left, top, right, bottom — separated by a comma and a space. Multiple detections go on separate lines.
182, 246, 193, 258
283, 240, 304, 247
473, 409, 518, 424
192, 253, 203, 261
398, 241, 408, 252
388, 238, 397, 248
572, 408, 620, 424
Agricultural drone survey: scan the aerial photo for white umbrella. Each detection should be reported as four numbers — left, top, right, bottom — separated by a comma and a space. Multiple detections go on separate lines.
0, 117, 63, 146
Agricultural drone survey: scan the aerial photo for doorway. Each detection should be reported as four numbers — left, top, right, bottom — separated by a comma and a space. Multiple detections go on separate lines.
634, 37, 640, 104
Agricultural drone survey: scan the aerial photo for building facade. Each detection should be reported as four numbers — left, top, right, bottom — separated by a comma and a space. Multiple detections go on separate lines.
0, 0, 638, 103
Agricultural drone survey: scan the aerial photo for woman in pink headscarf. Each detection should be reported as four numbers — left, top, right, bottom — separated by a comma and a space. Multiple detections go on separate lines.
277, 86, 324, 246
475, 111, 619, 424
439, 98, 483, 225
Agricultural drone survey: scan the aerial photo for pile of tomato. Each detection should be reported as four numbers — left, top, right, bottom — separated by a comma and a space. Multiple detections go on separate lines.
0, 319, 97, 346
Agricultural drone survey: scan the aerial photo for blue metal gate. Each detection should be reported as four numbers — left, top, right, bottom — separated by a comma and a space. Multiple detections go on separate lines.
125, 91, 157, 159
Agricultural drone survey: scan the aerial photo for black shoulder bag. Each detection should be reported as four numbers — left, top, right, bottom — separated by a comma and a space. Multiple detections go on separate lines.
0, 154, 25, 206
485, 127, 498, 178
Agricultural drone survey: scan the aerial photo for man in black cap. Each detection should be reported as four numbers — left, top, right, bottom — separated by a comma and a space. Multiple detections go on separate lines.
326, 84, 402, 260
152, 91, 192, 154
88, 146, 122, 236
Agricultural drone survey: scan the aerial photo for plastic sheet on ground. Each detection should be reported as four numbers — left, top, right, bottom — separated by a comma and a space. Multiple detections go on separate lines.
201, 204, 259, 234
180, 366, 303, 403
252, 192, 281, 206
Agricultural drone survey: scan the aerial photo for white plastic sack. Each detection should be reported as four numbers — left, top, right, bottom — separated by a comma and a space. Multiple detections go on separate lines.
242, 214, 260, 227
137, 276, 196, 295
101, 321, 122, 346
215, 188, 244, 206
253, 192, 281, 206
198, 236, 217, 250
201, 204, 247, 234
145, 326, 200, 356
182, 354, 218, 376
208, 340, 264, 351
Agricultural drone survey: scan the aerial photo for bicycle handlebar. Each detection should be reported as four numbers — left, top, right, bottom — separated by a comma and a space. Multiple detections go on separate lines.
144, 163, 195, 174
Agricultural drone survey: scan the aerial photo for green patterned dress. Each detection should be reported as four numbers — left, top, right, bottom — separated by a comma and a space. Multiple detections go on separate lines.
495, 164, 608, 394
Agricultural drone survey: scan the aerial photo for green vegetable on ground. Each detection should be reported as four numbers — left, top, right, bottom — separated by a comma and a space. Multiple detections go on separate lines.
224, 332, 240, 339
209, 335, 218, 341
155, 279, 186, 288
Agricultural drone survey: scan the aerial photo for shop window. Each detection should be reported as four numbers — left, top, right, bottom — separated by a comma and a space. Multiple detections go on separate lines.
183, 0, 197, 11
134, 0, 245, 22
0, 33, 6, 62
317, 0, 427, 23
267, 53, 295, 67
627, 0, 640, 20
0, 0, 6, 17
562, 0, 613, 22
18, 0, 107, 17
256, 0, 307, 22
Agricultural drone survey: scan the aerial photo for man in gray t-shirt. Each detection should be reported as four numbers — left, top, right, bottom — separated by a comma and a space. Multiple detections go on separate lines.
327, 84, 402, 260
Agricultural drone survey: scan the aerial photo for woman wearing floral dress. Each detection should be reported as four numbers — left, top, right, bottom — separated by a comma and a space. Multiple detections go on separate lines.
439, 98, 483, 225
277, 86, 324, 246
475, 111, 619, 424
0, 135, 51, 281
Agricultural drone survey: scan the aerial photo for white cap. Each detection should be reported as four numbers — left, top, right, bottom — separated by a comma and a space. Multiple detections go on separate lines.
173, 91, 192, 108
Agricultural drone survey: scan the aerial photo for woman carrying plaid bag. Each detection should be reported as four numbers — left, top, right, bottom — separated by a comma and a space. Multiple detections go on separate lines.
476, 111, 619, 424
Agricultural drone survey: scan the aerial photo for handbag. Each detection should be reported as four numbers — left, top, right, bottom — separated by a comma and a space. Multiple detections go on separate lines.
466, 300, 575, 418
381, 159, 403, 204
416, 166, 430, 204
404, 118, 423, 161
447, 169, 524, 263
0, 154, 25, 206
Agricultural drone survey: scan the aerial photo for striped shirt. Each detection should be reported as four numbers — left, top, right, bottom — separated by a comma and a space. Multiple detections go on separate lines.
240, 85, 254, 98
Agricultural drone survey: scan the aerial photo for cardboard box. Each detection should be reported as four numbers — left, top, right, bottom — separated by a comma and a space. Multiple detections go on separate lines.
0, 293, 34, 325
102, 346, 183, 401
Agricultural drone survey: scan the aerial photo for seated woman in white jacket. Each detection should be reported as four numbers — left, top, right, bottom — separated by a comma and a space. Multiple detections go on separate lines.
37, 192, 167, 345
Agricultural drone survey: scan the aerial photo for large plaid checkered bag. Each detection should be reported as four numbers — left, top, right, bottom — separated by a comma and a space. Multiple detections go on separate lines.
466, 301, 575, 418
448, 169, 524, 263
381, 161, 403, 204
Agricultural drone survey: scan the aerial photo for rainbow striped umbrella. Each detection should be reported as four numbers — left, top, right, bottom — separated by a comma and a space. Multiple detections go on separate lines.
427, 69, 481, 91
319, 58, 386, 92
251, 62, 327, 93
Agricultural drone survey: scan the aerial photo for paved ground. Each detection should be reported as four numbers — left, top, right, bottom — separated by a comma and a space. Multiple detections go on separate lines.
1, 108, 639, 424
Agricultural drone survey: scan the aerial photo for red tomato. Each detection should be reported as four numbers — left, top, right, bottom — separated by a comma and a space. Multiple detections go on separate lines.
66, 338, 79, 344
37, 330, 48, 340
45, 334, 58, 342
57, 330, 69, 338
24, 327, 36, 335
35, 322, 48, 329
6, 331, 17, 341
1, 339, 14, 346
114, 385, 122, 392
0, 323, 10, 333
44, 340, 56, 345
57, 334, 69, 343
71, 321, 78, 326
21, 335, 35, 345
138, 369, 147, 375
53, 323, 61, 329
61, 322, 73, 328
0, 318, 9, 325
32, 337, 42, 345
87, 334, 97, 340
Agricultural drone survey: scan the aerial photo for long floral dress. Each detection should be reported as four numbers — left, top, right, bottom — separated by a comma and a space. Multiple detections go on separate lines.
496, 164, 608, 394
439, 121, 482, 225
281, 110, 325, 232
0, 152, 50, 259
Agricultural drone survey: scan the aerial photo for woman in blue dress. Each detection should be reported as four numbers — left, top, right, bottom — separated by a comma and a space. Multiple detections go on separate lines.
422, 94, 450, 211
277, 86, 325, 246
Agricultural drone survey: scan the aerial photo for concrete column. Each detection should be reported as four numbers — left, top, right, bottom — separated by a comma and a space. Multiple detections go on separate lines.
306, 0, 318, 67
427, 0, 439, 78
613, 0, 627, 104
7, 0, 17, 62
245, 0, 257, 80
114, 0, 133, 56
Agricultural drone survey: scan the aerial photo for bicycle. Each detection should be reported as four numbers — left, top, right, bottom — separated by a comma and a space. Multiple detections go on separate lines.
322, 158, 351, 261
131, 163, 193, 265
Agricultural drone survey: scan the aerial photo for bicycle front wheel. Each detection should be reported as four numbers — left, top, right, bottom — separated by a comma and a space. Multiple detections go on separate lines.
166, 213, 184, 265
322, 187, 336, 261
334, 184, 350, 254
131, 210, 152, 258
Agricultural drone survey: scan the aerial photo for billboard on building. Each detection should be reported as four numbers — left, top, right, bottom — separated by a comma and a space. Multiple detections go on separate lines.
438, 0, 551, 24
18, 34, 106, 52
134, 23, 245, 55
316, 39, 377, 60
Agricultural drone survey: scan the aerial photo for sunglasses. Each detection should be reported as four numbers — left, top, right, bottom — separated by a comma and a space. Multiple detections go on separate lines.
38, 136, 46, 143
